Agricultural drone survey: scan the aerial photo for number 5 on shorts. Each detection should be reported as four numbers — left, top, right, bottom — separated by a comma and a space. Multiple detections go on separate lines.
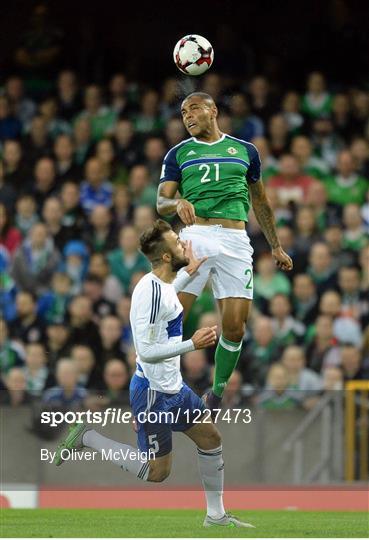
148, 434, 159, 454
244, 268, 253, 290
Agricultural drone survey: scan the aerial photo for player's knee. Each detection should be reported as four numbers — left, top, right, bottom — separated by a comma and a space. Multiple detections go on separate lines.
209, 430, 222, 449
223, 321, 245, 343
148, 463, 171, 483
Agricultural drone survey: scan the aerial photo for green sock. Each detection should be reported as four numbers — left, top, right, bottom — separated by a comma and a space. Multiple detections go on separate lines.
212, 334, 243, 398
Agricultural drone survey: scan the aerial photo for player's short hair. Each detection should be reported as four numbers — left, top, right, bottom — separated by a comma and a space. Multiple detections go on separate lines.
139, 219, 172, 266
182, 92, 214, 106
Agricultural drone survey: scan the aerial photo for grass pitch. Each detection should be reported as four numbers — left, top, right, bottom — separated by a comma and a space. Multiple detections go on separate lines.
1, 509, 368, 537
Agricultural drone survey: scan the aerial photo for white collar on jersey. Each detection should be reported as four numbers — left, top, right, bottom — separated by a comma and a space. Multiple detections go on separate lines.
192, 133, 226, 145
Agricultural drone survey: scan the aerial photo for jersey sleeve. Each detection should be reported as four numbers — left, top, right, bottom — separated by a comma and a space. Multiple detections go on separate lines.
245, 142, 261, 183
159, 147, 181, 183
131, 280, 194, 363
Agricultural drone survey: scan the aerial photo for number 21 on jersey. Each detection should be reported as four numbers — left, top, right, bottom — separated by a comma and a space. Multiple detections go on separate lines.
199, 163, 220, 183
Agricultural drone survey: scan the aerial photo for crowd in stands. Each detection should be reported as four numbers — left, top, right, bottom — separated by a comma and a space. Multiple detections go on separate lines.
0, 69, 368, 418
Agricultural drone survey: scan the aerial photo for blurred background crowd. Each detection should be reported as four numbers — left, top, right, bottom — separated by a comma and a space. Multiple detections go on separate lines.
0, 2, 368, 420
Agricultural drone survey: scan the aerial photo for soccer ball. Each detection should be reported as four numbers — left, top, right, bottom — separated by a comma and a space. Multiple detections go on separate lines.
173, 35, 214, 76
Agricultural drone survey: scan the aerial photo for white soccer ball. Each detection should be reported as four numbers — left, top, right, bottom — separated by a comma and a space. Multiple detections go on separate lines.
173, 34, 214, 76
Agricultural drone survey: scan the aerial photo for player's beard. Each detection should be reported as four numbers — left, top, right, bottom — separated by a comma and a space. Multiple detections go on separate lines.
171, 253, 189, 272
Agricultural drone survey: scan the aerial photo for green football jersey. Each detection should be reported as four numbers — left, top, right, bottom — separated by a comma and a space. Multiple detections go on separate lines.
160, 134, 261, 222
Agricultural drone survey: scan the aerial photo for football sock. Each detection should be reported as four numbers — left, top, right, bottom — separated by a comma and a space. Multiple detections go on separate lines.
197, 445, 225, 519
213, 334, 243, 397
83, 430, 150, 481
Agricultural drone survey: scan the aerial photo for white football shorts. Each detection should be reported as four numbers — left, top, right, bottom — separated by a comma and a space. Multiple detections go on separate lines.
178, 224, 254, 300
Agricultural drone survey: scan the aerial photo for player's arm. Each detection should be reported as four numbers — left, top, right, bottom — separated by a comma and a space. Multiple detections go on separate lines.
133, 287, 216, 363
249, 180, 293, 271
157, 147, 196, 225
173, 241, 207, 292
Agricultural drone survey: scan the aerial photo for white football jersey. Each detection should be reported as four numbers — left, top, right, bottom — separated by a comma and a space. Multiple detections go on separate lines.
130, 271, 195, 393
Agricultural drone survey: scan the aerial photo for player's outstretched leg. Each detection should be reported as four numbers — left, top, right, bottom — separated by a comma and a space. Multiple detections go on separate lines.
206, 298, 251, 411
184, 420, 254, 528
54, 423, 168, 482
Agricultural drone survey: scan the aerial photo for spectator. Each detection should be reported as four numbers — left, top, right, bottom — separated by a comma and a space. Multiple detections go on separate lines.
342, 203, 368, 252
83, 274, 116, 321
253, 253, 291, 311
37, 272, 72, 324
160, 78, 181, 120
306, 181, 337, 232
281, 345, 322, 397
0, 318, 25, 375
14, 194, 39, 237
323, 224, 356, 269
88, 252, 123, 303
5, 75, 36, 127
359, 245, 369, 292
0, 158, 17, 211
56, 70, 82, 121
182, 349, 210, 396
293, 205, 321, 259
53, 134, 81, 183
323, 150, 368, 208
322, 366, 344, 391
229, 93, 264, 141
80, 157, 113, 214
0, 368, 32, 406
0, 95, 22, 142
248, 76, 276, 123
73, 117, 93, 167
113, 119, 140, 169
165, 117, 186, 148
95, 138, 126, 184
269, 293, 305, 347
101, 358, 130, 405
23, 342, 52, 397
45, 322, 71, 370
267, 114, 290, 158
39, 96, 71, 139
257, 363, 300, 410
109, 73, 129, 115
133, 205, 156, 235
290, 136, 329, 180
11, 223, 60, 295
42, 358, 87, 408
76, 85, 117, 142
132, 89, 164, 134
292, 274, 319, 326
319, 290, 362, 347
143, 137, 166, 184
70, 344, 99, 389
97, 315, 126, 365
83, 205, 116, 254
42, 196, 73, 251
31, 157, 58, 211
332, 93, 354, 142
301, 72, 332, 118
8, 291, 46, 344
108, 225, 151, 293
340, 345, 369, 381
0, 202, 22, 255
307, 242, 337, 294
112, 185, 133, 228
350, 137, 369, 179
0, 249, 17, 321
338, 267, 368, 323
67, 295, 99, 350
128, 164, 157, 208
22, 115, 52, 168
281, 91, 304, 134
60, 240, 89, 295
311, 116, 343, 169
305, 314, 339, 373
268, 154, 317, 205
60, 181, 85, 236
239, 316, 281, 387
2, 139, 30, 191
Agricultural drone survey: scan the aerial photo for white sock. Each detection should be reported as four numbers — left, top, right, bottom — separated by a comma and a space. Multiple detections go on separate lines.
197, 445, 225, 519
83, 429, 150, 481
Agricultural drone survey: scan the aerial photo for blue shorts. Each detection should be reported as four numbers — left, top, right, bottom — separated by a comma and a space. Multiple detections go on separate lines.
129, 373, 205, 457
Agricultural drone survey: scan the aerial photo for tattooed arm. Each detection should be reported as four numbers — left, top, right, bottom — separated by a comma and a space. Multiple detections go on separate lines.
249, 180, 293, 271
